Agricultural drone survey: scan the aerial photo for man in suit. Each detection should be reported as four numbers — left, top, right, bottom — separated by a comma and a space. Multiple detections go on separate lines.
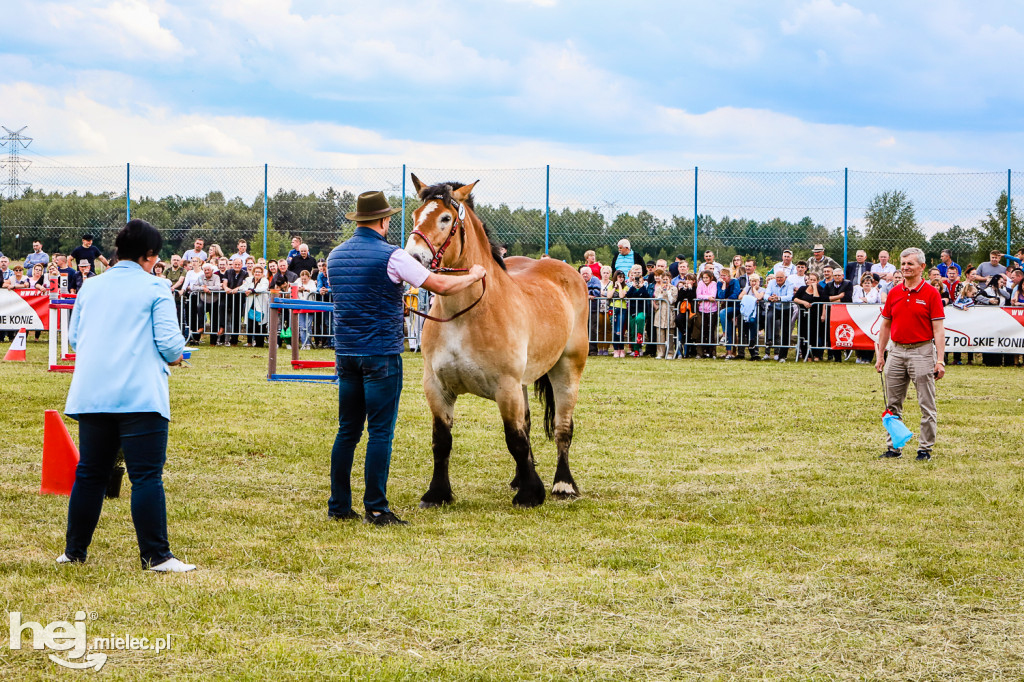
845, 250, 873, 285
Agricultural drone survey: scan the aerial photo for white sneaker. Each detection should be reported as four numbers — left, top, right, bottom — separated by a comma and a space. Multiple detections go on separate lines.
56, 553, 77, 564
148, 557, 196, 573
286, 344, 292, 349
778, 358, 786, 363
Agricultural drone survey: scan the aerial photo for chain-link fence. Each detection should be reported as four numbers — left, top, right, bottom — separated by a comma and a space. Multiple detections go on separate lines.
0, 165, 1017, 270
698, 170, 845, 269
0, 165, 125, 259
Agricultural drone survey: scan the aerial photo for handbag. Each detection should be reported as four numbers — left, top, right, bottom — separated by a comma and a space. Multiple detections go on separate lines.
247, 308, 263, 324
740, 294, 758, 323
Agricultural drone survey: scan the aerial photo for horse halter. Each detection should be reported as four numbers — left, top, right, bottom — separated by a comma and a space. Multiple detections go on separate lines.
411, 195, 467, 272
408, 194, 486, 323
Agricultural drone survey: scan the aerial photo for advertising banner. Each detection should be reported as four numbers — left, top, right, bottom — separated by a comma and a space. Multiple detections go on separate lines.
0, 289, 49, 331
829, 304, 1024, 354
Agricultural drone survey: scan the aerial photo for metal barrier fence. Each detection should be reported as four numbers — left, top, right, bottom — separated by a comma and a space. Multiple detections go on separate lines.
585, 298, 874, 362
1, 166, 1018, 273
172, 287, 435, 350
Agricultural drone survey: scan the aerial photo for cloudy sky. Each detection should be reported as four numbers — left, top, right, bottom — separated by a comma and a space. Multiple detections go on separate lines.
1, 0, 1022, 172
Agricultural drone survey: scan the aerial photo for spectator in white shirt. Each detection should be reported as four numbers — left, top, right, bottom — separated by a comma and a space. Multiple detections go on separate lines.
182, 238, 207, 264
294, 269, 319, 350
701, 250, 724, 279
871, 250, 897, 279
772, 249, 796, 276
786, 261, 808, 289
852, 272, 881, 304
230, 240, 250, 261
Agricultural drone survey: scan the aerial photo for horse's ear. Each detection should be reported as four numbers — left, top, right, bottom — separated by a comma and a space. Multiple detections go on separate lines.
452, 180, 479, 203
411, 173, 425, 196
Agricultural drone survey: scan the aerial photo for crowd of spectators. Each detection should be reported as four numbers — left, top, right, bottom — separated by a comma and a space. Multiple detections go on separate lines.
0, 235, 334, 350
3, 234, 1022, 366
575, 241, 1024, 366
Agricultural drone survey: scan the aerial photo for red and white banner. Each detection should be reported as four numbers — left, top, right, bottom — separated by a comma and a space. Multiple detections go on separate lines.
829, 304, 1024, 354
0, 290, 49, 331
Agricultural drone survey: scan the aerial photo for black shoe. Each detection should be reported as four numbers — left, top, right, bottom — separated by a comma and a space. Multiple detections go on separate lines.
916, 450, 931, 461
879, 449, 902, 459
364, 510, 409, 526
328, 509, 361, 521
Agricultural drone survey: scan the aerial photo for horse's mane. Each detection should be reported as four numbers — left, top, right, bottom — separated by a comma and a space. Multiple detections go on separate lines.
417, 181, 507, 271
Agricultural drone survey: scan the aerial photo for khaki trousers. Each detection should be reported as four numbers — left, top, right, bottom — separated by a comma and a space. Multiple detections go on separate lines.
655, 326, 671, 358
884, 343, 938, 451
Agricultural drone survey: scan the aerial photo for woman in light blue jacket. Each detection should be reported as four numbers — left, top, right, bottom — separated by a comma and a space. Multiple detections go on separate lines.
58, 220, 195, 572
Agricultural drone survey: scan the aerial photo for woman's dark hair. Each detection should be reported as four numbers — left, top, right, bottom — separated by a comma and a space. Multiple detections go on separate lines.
700, 270, 714, 282
613, 270, 626, 283
115, 219, 163, 262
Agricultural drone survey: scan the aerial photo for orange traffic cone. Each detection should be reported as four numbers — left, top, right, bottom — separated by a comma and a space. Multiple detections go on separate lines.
3, 328, 27, 361
41, 410, 80, 496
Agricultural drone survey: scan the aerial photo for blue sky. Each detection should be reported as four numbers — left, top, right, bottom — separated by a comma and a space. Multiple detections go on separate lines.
1, 0, 1022, 171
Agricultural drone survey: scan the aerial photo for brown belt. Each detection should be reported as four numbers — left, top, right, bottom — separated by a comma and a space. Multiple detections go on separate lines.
894, 340, 932, 350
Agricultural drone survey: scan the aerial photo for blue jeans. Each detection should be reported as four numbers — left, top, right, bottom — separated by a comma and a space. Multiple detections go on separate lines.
611, 308, 627, 350
718, 308, 735, 352
297, 312, 313, 347
65, 412, 174, 567
329, 354, 403, 514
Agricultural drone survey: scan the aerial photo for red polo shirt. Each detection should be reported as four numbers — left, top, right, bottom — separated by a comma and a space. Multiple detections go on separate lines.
881, 279, 944, 344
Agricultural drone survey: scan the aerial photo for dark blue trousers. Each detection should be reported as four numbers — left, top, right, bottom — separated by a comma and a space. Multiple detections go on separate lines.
329, 354, 403, 515
64, 412, 174, 567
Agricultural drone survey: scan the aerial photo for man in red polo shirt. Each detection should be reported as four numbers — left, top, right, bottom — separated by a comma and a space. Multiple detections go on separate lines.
875, 247, 945, 460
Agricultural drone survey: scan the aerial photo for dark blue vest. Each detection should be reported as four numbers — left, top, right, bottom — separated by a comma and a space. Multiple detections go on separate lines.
327, 227, 405, 355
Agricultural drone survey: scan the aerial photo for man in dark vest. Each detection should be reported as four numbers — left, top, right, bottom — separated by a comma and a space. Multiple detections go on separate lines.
326, 191, 485, 526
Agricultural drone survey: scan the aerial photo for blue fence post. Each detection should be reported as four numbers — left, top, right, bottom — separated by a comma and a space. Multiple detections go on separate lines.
693, 167, 699, 266
401, 164, 407, 245
126, 162, 131, 222
263, 163, 268, 260
843, 167, 849, 266
1008, 169, 1013, 257
545, 164, 550, 254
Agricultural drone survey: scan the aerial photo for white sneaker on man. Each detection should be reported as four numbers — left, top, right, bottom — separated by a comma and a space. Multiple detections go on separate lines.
56, 553, 79, 564
148, 557, 196, 573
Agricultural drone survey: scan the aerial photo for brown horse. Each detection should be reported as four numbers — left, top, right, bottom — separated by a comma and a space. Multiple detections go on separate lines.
406, 175, 589, 507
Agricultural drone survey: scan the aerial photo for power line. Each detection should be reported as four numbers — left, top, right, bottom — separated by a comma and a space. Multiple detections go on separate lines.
1, 125, 33, 199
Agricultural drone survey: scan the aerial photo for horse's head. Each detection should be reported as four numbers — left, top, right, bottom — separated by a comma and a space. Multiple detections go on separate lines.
406, 174, 479, 270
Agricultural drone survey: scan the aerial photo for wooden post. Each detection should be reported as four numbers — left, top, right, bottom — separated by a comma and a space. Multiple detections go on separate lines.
267, 306, 279, 380
291, 309, 299, 363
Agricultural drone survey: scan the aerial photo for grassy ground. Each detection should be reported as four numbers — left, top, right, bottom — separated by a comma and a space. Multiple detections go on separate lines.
1, 339, 1022, 680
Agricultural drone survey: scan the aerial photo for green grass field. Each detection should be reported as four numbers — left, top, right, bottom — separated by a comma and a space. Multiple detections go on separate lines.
1, 340, 1022, 680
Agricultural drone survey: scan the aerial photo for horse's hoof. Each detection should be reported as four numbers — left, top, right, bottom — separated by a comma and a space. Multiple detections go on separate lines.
551, 481, 580, 500
509, 478, 520, 491
419, 491, 453, 509
512, 489, 546, 508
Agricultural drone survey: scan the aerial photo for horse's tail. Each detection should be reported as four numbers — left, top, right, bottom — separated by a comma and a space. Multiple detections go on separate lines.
534, 374, 556, 440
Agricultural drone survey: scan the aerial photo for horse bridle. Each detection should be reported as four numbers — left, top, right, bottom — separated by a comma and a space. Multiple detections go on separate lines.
411, 195, 466, 272
408, 194, 487, 323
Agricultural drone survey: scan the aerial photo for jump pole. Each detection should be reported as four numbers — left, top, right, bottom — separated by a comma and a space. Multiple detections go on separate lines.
48, 298, 77, 373
266, 298, 337, 382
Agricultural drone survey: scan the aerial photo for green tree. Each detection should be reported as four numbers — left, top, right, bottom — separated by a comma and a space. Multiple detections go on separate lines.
974, 191, 1022, 264
864, 190, 926, 254
548, 242, 572, 262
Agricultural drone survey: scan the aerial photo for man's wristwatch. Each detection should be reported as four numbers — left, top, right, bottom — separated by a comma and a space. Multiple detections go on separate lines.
936, 361, 945, 366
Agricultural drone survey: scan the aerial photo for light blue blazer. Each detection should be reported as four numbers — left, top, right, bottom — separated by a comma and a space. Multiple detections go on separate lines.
65, 261, 185, 421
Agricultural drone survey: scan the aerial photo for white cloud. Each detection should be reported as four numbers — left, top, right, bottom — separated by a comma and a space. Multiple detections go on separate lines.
7, 0, 187, 61
504, 0, 557, 6
91, 0, 185, 57
780, 0, 880, 35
